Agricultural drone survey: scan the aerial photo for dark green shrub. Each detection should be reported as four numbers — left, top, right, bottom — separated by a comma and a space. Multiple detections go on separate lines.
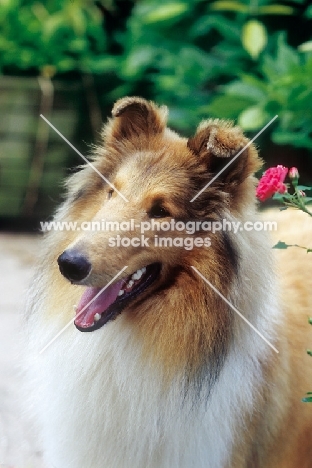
0, 0, 112, 76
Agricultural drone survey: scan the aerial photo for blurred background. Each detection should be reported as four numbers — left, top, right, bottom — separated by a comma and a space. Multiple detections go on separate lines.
0, 0, 312, 466
1, 0, 312, 228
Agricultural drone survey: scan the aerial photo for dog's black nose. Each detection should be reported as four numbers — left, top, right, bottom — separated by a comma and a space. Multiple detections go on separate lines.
57, 249, 91, 282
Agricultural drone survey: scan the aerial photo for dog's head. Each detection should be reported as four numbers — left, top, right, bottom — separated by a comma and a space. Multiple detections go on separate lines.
55, 97, 261, 380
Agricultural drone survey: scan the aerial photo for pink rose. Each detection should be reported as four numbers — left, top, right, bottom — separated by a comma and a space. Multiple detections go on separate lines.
256, 165, 288, 202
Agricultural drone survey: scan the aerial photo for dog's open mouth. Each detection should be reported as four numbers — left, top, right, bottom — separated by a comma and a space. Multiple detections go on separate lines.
74, 263, 161, 332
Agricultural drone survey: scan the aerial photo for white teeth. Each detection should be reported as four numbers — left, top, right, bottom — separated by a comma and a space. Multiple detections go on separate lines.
94, 313, 101, 322
120, 267, 146, 292
132, 269, 143, 280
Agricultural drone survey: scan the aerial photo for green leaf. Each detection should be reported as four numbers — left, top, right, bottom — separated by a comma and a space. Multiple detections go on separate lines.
209, 1, 248, 13
258, 5, 294, 15
242, 20, 267, 59
143, 3, 188, 23
225, 81, 266, 102
208, 15, 242, 41
307, 350, 312, 356
67, 7, 87, 36
302, 396, 312, 403
203, 95, 255, 119
121, 46, 157, 78
42, 14, 66, 42
272, 241, 291, 250
273, 193, 286, 201
298, 41, 312, 52
276, 33, 300, 72
297, 186, 312, 192
238, 106, 268, 130
308, 317, 312, 325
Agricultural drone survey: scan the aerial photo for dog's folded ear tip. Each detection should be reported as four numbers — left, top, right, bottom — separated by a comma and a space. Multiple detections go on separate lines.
188, 121, 251, 159
206, 143, 245, 159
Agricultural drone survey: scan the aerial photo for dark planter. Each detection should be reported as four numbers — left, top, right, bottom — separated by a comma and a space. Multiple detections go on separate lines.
0, 75, 102, 229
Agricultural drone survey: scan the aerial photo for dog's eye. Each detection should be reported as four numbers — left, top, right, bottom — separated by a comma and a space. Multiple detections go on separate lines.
149, 205, 170, 218
107, 189, 114, 200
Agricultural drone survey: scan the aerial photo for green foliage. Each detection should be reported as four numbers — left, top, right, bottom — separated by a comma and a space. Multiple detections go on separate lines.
0, 0, 114, 76
267, 173, 312, 402
208, 34, 312, 150
1, 0, 311, 152
112, 0, 257, 130
270, 172, 312, 217
111, 0, 312, 151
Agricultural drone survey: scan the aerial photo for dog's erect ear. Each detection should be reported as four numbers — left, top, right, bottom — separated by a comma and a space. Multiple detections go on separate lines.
104, 97, 168, 145
187, 119, 261, 187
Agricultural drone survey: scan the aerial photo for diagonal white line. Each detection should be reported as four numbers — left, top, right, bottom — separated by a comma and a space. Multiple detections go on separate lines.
39, 266, 128, 354
190, 115, 278, 202
191, 266, 279, 354
40, 114, 129, 202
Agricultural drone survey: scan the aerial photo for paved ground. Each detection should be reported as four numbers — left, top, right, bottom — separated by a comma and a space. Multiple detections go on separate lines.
0, 233, 45, 468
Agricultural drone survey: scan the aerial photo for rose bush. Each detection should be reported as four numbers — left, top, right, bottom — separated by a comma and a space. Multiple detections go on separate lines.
256, 165, 312, 402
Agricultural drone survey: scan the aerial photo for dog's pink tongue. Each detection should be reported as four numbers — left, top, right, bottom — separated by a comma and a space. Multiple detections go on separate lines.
75, 279, 124, 328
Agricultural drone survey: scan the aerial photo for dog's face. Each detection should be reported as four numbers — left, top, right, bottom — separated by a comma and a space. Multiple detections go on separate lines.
54, 97, 261, 379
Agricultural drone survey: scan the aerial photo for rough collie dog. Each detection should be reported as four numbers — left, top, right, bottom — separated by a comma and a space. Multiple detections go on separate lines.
26, 97, 312, 468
